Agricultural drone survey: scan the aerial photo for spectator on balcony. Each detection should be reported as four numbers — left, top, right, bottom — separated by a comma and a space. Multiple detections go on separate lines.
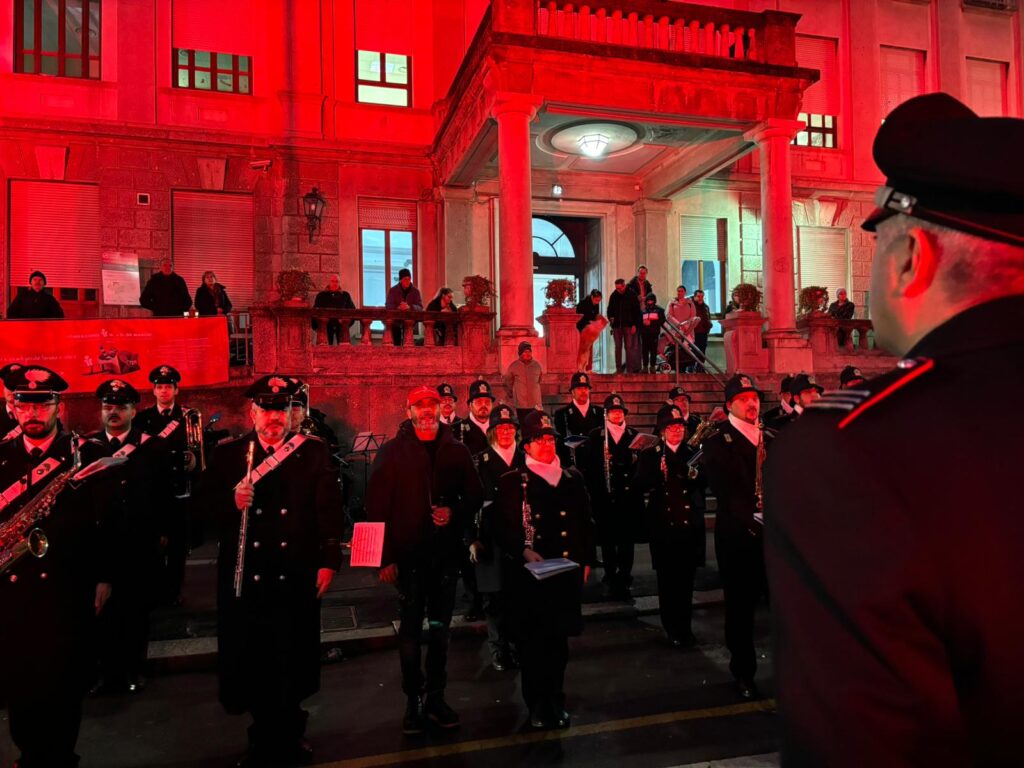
140, 259, 192, 317
194, 271, 233, 317
626, 265, 653, 303
426, 287, 458, 346
689, 290, 713, 373
6, 270, 64, 319
385, 268, 423, 345
504, 341, 543, 425
724, 288, 743, 315
312, 275, 355, 345
639, 293, 665, 373
607, 279, 641, 373
827, 288, 856, 347
574, 289, 605, 372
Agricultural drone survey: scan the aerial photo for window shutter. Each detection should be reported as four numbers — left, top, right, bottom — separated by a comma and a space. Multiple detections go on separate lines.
172, 0, 254, 54
9, 181, 100, 290
681, 216, 724, 261
358, 199, 417, 230
797, 227, 848, 293
966, 58, 1008, 117
796, 35, 839, 115
354, 0, 415, 52
880, 46, 926, 119
172, 191, 254, 309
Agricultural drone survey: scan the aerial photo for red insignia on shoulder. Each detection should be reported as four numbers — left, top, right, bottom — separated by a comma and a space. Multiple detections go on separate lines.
838, 358, 935, 430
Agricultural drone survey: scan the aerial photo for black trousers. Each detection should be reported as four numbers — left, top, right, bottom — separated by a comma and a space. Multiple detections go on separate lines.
248, 702, 308, 757
655, 558, 697, 641
640, 330, 660, 369
483, 590, 511, 658
601, 536, 634, 588
715, 533, 768, 681
396, 562, 458, 697
688, 332, 710, 372
162, 497, 189, 603
8, 692, 82, 768
519, 627, 569, 714
95, 585, 150, 683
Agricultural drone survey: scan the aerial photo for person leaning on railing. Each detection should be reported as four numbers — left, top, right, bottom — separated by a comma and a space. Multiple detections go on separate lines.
426, 287, 459, 346
385, 269, 423, 345
827, 288, 856, 348
5, 270, 64, 319
312, 275, 355, 345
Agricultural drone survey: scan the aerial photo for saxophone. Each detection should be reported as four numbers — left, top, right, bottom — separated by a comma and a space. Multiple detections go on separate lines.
687, 417, 717, 448
0, 436, 82, 575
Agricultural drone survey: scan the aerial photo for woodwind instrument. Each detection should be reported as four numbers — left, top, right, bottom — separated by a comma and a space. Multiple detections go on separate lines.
233, 440, 256, 598
603, 423, 612, 494
520, 473, 535, 549
754, 420, 766, 511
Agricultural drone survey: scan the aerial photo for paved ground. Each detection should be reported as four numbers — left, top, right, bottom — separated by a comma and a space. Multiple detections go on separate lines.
0, 605, 777, 768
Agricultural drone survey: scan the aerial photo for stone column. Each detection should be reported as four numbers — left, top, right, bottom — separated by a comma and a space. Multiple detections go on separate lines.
493, 93, 542, 368
632, 199, 673, 304
745, 119, 812, 374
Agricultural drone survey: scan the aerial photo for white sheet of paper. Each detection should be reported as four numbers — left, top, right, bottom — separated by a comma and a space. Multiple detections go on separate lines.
349, 522, 385, 567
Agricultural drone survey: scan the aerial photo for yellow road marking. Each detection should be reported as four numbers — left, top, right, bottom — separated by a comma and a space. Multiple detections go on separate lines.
315, 698, 776, 768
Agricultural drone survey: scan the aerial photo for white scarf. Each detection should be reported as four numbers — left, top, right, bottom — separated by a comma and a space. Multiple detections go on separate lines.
470, 414, 489, 433
665, 439, 683, 453
573, 399, 590, 417
606, 420, 626, 444
781, 399, 794, 415
526, 454, 563, 487
794, 404, 804, 416
441, 414, 456, 425
728, 414, 761, 448
493, 443, 516, 467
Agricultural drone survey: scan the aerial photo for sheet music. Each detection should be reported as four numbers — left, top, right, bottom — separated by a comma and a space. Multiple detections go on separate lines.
349, 522, 386, 567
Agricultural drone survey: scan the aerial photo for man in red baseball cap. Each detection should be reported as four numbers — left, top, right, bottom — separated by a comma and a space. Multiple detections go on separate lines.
367, 384, 483, 735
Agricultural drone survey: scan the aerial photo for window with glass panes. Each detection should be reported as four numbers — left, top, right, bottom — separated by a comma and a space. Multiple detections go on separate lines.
680, 216, 726, 333
15, 0, 101, 79
174, 49, 252, 94
356, 50, 411, 107
794, 35, 839, 149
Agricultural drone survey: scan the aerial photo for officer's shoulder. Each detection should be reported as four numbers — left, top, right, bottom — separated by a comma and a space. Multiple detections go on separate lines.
804, 357, 935, 430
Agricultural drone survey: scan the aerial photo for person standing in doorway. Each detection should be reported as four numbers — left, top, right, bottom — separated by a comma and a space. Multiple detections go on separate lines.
606, 279, 641, 373
385, 269, 423, 345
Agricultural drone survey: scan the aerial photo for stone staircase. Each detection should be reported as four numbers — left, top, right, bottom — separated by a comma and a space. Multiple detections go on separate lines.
541, 373, 724, 433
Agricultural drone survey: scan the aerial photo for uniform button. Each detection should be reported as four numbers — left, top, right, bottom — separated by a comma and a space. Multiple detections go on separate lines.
255, 508, 262, 516
897, 358, 917, 369
533, 514, 541, 521
39, 572, 47, 580
280, 509, 288, 516
560, 531, 567, 537
280, 541, 288, 548
624, 485, 630, 491
253, 541, 260, 548
9, 574, 17, 583
560, 511, 567, 517
536, 534, 542, 541
562, 551, 569, 557
279, 575, 286, 581
253, 574, 261, 582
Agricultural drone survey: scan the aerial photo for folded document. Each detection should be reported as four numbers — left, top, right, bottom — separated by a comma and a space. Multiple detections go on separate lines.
525, 558, 580, 580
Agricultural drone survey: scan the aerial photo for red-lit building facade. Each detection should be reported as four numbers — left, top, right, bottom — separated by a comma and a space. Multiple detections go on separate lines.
0, 0, 1021, 378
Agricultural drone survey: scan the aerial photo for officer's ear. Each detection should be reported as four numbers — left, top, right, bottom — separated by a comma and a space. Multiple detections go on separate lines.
897, 226, 940, 299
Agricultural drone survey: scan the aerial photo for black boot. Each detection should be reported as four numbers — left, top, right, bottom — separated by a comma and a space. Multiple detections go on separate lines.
402, 696, 424, 735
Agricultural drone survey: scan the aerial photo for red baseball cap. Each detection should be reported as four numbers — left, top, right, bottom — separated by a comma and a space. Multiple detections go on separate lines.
407, 386, 441, 407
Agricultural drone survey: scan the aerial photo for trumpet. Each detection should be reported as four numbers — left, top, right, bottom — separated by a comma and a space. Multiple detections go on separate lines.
183, 408, 206, 472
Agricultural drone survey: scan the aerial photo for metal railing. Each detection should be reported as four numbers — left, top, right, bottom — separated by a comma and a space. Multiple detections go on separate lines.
661, 319, 726, 389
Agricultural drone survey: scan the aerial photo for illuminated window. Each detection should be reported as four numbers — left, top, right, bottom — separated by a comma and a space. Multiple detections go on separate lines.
359, 200, 417, 328
14, 0, 101, 79
794, 35, 839, 150
356, 50, 411, 107
174, 49, 252, 94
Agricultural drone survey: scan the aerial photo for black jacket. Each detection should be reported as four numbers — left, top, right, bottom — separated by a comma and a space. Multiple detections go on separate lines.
584, 424, 641, 537
626, 277, 653, 298
454, 418, 490, 456
553, 401, 604, 439
606, 289, 641, 329
764, 295, 1024, 767
6, 288, 64, 319
575, 298, 601, 331
196, 432, 344, 713
635, 441, 706, 567
366, 421, 483, 568
314, 289, 355, 310
194, 283, 233, 316
700, 419, 770, 541
140, 271, 191, 316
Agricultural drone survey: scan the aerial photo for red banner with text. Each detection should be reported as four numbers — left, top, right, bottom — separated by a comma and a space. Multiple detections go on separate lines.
0, 318, 229, 393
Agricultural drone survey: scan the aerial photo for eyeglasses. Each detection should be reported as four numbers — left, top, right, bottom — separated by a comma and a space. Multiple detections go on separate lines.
13, 402, 57, 413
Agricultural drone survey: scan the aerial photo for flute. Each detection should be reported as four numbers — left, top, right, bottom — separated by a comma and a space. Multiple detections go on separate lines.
233, 440, 256, 598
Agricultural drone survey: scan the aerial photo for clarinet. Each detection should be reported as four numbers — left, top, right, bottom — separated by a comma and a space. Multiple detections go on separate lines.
233, 440, 256, 598
521, 473, 536, 549
603, 424, 612, 494
754, 420, 767, 512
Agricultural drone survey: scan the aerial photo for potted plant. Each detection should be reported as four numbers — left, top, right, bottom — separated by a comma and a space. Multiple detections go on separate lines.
543, 278, 577, 309
461, 274, 496, 310
798, 286, 830, 316
729, 283, 762, 313
276, 269, 316, 305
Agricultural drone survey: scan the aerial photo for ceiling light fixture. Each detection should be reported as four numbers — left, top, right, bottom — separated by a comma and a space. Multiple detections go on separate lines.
576, 133, 610, 158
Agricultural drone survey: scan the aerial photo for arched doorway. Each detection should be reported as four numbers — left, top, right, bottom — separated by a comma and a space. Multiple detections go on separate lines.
532, 216, 586, 336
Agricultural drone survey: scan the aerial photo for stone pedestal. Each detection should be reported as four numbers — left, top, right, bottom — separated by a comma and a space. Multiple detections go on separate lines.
764, 329, 813, 375
797, 312, 839, 361
538, 307, 581, 375
721, 311, 769, 375
459, 307, 497, 373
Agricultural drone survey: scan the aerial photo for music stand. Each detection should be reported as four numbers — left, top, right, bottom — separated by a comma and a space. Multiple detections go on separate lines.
349, 432, 386, 522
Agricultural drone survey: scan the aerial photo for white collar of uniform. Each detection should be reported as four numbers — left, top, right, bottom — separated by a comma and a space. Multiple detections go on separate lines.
665, 439, 683, 453
493, 443, 516, 467
525, 454, 562, 487
470, 414, 489, 432
259, 436, 286, 453
441, 414, 456, 425
573, 399, 590, 417
606, 420, 626, 444
794, 403, 804, 415
780, 399, 794, 415
728, 414, 761, 447
23, 432, 57, 456
106, 430, 131, 444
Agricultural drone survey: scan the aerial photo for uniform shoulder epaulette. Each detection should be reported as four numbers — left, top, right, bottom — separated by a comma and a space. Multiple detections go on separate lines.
806, 357, 935, 429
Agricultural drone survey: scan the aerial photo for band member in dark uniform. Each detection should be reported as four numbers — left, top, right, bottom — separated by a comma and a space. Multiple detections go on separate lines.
667, 386, 702, 436
0, 366, 118, 768
700, 374, 772, 700
83, 379, 171, 696
838, 365, 866, 390
553, 372, 603, 468
584, 394, 640, 600
635, 405, 706, 648
454, 378, 494, 455
761, 375, 794, 430
195, 375, 343, 766
495, 410, 596, 730
765, 94, 1024, 766
367, 386, 483, 735
469, 403, 523, 671
437, 382, 462, 429
0, 362, 24, 441
135, 364, 195, 606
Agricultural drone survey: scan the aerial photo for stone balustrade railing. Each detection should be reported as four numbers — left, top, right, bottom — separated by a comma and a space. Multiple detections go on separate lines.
520, 0, 797, 65
308, 307, 465, 347
797, 313, 897, 373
